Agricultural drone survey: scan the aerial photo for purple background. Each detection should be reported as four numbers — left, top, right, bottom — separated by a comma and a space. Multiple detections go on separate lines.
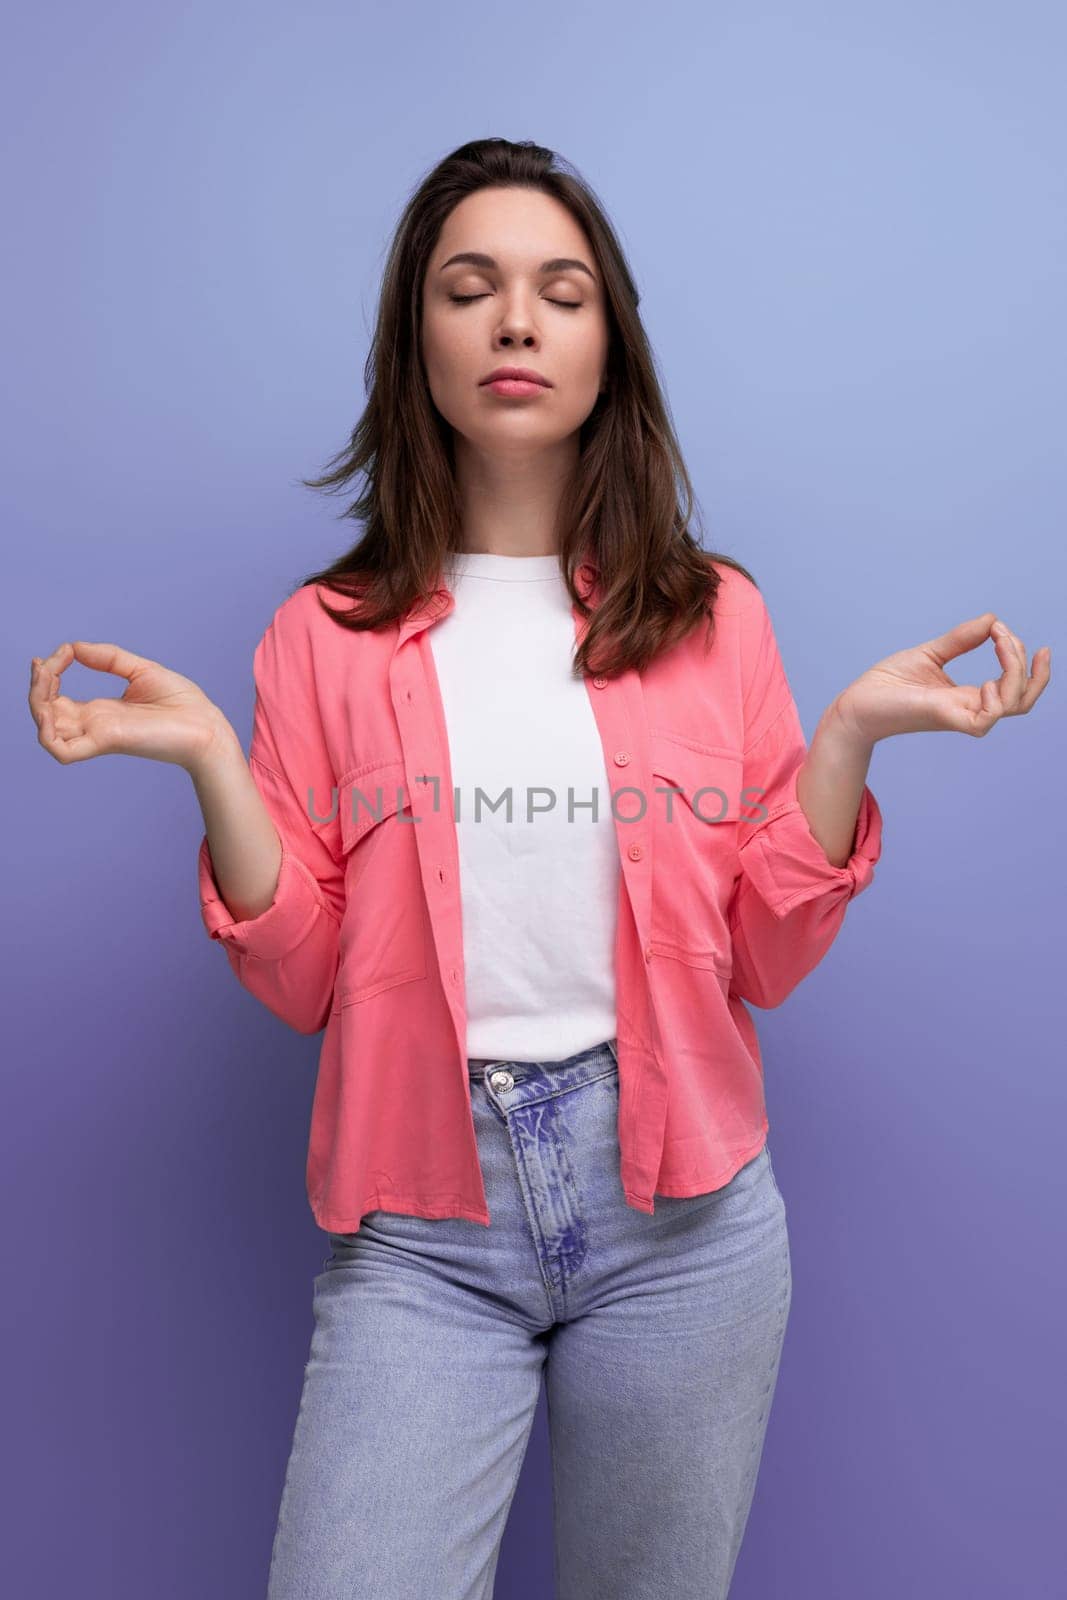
5, 2, 1064, 1595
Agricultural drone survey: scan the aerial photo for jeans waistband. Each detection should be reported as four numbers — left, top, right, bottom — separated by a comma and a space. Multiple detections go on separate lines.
467, 1036, 618, 1086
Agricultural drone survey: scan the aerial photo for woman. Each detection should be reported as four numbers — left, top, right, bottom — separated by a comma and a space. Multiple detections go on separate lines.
27, 139, 1050, 1599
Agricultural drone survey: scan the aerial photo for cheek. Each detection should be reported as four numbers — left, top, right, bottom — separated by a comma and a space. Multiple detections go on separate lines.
423, 319, 475, 395
420, 308, 453, 378
420, 336, 464, 419
556, 362, 606, 423
565, 326, 610, 393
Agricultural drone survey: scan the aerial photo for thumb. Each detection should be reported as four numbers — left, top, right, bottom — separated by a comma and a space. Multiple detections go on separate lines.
68, 640, 155, 682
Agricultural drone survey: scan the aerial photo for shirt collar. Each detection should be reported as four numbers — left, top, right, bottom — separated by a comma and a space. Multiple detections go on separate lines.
396, 556, 601, 644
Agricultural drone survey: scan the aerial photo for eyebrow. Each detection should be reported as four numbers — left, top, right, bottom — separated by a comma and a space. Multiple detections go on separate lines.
438, 251, 597, 283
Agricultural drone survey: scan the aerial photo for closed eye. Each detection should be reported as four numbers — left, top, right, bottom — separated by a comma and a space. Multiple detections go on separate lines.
449, 293, 582, 311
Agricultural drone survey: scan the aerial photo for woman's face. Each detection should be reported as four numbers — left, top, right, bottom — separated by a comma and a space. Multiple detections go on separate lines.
421, 186, 610, 459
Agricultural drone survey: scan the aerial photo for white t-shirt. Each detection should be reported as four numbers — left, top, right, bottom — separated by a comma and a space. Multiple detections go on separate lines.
429, 551, 619, 1063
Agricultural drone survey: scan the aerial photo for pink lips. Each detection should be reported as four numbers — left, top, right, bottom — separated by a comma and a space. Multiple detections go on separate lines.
480, 366, 552, 387
484, 377, 550, 397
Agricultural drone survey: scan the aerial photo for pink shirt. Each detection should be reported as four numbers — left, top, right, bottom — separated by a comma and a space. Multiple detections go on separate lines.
198, 560, 883, 1232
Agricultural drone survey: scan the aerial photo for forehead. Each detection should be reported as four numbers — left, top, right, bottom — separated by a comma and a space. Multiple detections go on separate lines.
431, 187, 594, 270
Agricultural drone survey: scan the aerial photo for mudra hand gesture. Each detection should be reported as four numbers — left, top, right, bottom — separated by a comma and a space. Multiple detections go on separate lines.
830, 613, 1051, 745
27, 640, 231, 771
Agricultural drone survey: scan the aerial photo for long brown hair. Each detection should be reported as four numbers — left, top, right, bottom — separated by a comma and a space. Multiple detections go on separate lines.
296, 137, 757, 678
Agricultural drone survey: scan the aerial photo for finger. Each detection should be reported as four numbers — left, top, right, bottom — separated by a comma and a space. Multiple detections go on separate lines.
37, 725, 104, 765
29, 653, 59, 725
926, 613, 998, 667
1004, 617, 1023, 668
29, 641, 74, 702
30, 674, 60, 752
48, 693, 96, 735
992, 621, 1053, 715
1000, 621, 1034, 711
27, 646, 82, 749
30, 642, 86, 711
936, 677, 1002, 737
36, 641, 74, 665
28, 673, 51, 739
37, 641, 75, 669
995, 619, 1028, 678
975, 677, 1003, 735
989, 620, 1027, 712
1015, 642, 1053, 713
28, 658, 43, 713
32, 691, 103, 765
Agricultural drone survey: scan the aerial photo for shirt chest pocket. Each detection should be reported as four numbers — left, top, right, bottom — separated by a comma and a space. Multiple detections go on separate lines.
646, 732, 746, 980
334, 762, 429, 1009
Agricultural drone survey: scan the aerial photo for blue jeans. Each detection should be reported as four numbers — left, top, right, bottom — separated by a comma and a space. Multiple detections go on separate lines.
267, 1038, 792, 1599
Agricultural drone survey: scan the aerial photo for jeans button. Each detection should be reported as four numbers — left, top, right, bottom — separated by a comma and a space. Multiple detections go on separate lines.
489, 1069, 514, 1092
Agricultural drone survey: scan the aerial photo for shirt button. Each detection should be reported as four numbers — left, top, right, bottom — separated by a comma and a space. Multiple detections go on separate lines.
644, 942, 653, 962
628, 842, 643, 861
592, 675, 608, 689
613, 750, 631, 766
489, 1069, 514, 1092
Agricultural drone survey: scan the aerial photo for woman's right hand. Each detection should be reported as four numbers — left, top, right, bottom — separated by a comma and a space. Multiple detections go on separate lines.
28, 640, 236, 773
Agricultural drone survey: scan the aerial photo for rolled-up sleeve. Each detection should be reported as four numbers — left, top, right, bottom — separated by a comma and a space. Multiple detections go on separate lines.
727, 588, 883, 1010
197, 601, 344, 1034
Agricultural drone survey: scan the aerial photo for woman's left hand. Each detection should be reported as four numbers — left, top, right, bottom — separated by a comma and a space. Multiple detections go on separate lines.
829, 612, 1051, 745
